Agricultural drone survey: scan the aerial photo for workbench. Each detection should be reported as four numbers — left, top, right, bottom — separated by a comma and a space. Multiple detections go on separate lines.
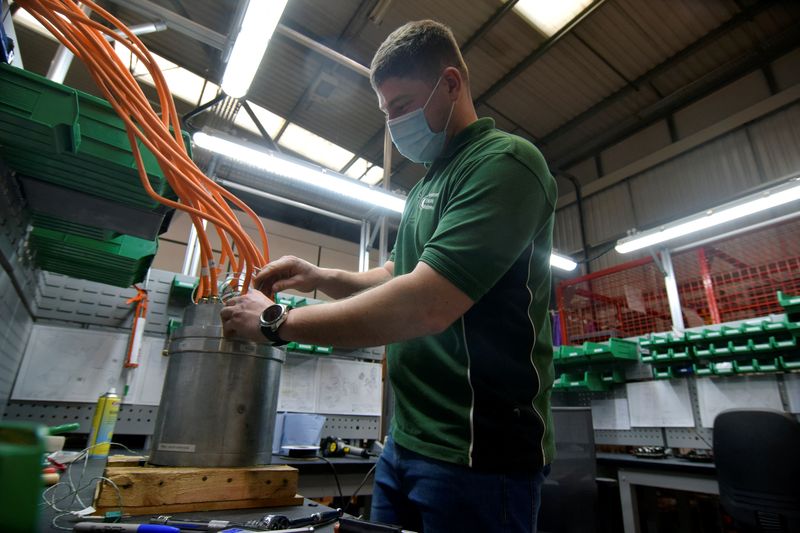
39, 456, 343, 532
596, 452, 718, 533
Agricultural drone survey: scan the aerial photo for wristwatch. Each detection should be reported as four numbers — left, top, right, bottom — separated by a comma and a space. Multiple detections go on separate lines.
259, 304, 290, 346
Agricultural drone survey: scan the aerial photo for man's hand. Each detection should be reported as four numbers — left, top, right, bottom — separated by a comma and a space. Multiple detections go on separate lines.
220, 290, 273, 342
255, 256, 323, 294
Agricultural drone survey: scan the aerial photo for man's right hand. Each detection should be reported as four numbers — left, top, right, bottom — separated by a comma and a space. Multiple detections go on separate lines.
255, 255, 323, 294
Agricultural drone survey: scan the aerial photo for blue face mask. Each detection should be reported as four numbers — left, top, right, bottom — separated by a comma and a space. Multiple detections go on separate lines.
386, 76, 455, 164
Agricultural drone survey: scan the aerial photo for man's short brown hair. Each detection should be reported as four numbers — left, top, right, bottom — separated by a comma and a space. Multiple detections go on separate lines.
370, 20, 468, 90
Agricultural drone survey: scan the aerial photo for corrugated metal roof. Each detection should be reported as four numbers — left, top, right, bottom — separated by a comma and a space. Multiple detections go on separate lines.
248, 37, 325, 118
466, 11, 547, 98
12, 0, 800, 245
71, 0, 800, 193
283, 0, 363, 44
100, 0, 236, 81
490, 32, 629, 136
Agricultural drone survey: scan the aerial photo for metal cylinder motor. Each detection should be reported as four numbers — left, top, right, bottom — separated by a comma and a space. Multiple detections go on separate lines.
148, 302, 285, 467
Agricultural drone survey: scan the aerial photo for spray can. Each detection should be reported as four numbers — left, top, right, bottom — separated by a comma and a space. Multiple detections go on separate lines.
87, 388, 120, 458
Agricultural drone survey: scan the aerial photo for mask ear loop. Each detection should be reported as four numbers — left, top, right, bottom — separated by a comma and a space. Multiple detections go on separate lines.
426, 74, 456, 136
439, 75, 457, 138
422, 75, 445, 110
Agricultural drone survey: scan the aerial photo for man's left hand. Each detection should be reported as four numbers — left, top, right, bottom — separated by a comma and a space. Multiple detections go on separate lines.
220, 290, 273, 342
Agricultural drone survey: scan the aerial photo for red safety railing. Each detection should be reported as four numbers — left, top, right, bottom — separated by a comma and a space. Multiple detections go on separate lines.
556, 218, 800, 344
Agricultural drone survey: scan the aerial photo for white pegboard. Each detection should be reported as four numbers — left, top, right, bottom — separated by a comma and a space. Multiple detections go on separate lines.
595, 428, 665, 446
4, 401, 381, 440
321, 415, 381, 440
34, 269, 185, 336
3, 401, 158, 435
665, 427, 713, 449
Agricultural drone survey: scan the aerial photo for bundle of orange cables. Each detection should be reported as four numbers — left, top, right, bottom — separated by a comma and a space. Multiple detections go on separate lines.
17, 0, 270, 299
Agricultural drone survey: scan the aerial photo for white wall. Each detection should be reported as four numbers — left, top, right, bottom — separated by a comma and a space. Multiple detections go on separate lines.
553, 48, 800, 272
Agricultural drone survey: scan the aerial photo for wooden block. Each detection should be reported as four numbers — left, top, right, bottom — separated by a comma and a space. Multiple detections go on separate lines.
94, 464, 302, 516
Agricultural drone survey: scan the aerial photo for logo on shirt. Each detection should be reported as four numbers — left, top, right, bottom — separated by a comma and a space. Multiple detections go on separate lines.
419, 192, 439, 210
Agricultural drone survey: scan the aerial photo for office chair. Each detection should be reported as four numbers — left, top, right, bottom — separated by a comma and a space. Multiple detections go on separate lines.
713, 409, 800, 533
538, 407, 597, 533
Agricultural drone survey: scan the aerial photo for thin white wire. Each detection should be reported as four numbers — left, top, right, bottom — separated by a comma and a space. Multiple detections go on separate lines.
40, 442, 134, 529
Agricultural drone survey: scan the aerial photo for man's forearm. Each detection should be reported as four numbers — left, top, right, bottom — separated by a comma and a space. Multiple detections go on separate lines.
280, 269, 459, 347
317, 266, 392, 299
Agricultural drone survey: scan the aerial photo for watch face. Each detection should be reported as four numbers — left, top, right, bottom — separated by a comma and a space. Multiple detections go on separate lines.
262, 304, 284, 324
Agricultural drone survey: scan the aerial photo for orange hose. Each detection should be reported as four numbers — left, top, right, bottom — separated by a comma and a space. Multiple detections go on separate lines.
20, 0, 271, 297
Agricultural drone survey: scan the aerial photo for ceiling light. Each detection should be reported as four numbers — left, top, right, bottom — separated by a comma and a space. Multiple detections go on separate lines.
513, 0, 592, 37
193, 132, 406, 214
550, 252, 578, 271
615, 177, 800, 254
221, 0, 288, 98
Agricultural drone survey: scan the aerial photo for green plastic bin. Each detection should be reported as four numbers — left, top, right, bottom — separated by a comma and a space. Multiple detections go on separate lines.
30, 227, 157, 287
0, 422, 47, 533
0, 63, 189, 210
558, 345, 589, 365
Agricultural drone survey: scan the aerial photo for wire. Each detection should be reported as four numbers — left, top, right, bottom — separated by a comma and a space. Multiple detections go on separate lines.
691, 428, 714, 449
16, 0, 271, 299
578, 241, 617, 265
318, 455, 344, 505
40, 441, 134, 529
345, 462, 377, 517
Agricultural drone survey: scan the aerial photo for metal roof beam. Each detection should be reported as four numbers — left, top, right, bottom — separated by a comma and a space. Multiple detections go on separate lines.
460, 0, 519, 54
474, 0, 609, 107
105, 0, 370, 79
539, 0, 777, 147
551, 26, 800, 171
104, 0, 227, 49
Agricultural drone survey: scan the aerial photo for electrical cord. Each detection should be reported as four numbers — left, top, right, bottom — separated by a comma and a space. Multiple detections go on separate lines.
318, 455, 344, 505
17, 0, 272, 299
40, 442, 134, 530
344, 462, 377, 517
578, 241, 617, 265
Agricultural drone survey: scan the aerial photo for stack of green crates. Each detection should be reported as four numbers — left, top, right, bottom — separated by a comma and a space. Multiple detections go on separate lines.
552, 338, 638, 392
0, 63, 190, 287
0, 63, 184, 209
639, 312, 800, 378
28, 227, 157, 288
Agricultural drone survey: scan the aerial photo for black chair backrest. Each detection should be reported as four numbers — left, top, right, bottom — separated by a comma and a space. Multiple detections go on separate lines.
538, 407, 597, 533
713, 409, 800, 533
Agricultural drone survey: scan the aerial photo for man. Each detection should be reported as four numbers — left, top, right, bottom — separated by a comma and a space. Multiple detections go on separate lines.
221, 19, 557, 532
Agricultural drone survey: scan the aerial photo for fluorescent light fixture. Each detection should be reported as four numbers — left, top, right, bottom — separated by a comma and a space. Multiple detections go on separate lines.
221, 0, 288, 98
616, 177, 800, 254
193, 132, 406, 214
550, 252, 578, 271
513, 0, 592, 37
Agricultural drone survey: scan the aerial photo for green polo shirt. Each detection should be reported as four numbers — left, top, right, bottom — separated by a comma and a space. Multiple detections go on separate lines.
388, 117, 557, 472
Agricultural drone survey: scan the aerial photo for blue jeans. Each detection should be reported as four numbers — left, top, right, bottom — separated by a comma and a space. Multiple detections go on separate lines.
370, 436, 550, 532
